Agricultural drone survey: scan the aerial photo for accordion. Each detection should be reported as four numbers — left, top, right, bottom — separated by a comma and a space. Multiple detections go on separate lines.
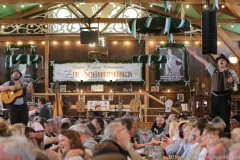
211, 69, 234, 94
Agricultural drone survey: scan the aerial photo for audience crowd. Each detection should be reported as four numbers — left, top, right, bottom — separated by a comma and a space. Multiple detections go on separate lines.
0, 99, 240, 160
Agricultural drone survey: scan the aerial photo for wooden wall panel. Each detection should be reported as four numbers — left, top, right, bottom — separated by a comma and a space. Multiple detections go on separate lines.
0, 38, 239, 118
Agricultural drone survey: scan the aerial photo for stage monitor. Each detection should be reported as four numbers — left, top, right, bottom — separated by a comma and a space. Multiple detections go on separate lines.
80, 31, 99, 44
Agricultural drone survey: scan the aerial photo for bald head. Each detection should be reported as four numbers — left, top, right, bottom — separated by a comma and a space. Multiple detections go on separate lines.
168, 114, 177, 123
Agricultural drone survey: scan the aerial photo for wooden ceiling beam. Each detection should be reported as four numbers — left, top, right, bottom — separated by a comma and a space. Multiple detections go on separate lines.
225, 0, 240, 19
0, 0, 234, 4
71, 3, 88, 18
9, 4, 22, 13
1, 34, 240, 41
4, 3, 57, 18
91, 3, 108, 19
217, 4, 236, 18
190, 4, 202, 16
0, 18, 238, 25
171, 4, 177, 13
218, 27, 240, 59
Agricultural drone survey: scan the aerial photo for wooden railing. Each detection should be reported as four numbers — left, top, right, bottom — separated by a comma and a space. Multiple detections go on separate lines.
34, 92, 180, 122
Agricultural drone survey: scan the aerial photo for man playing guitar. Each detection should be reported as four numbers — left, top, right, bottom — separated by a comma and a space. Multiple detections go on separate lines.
0, 68, 33, 125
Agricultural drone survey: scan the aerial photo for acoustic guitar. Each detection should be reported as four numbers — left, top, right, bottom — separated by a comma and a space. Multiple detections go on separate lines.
1, 77, 44, 104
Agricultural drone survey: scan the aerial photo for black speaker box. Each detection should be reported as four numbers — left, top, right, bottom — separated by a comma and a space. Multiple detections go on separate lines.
201, 10, 217, 55
202, 11, 210, 55
209, 11, 217, 54
80, 31, 99, 44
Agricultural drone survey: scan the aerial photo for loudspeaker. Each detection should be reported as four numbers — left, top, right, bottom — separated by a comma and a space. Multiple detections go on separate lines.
201, 10, 217, 55
209, 11, 217, 54
80, 31, 99, 44
202, 11, 210, 55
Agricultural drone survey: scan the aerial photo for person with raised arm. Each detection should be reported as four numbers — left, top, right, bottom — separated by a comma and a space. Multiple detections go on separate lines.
188, 49, 239, 134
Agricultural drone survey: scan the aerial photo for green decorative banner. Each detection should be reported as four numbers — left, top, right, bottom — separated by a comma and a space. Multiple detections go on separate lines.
128, 16, 191, 35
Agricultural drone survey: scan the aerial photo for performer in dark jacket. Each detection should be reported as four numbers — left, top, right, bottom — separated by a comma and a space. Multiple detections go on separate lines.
188, 49, 239, 133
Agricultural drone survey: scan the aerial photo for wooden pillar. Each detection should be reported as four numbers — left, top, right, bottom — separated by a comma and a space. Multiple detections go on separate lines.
144, 40, 150, 122
45, 35, 49, 99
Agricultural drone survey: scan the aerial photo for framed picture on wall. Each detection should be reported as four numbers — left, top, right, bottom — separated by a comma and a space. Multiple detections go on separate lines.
108, 95, 113, 101
80, 95, 85, 102
60, 85, 66, 92
177, 93, 184, 102
151, 86, 159, 92
160, 96, 166, 102
91, 85, 104, 92
155, 44, 189, 83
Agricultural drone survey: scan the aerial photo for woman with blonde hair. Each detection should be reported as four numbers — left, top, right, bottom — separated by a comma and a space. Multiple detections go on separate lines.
169, 121, 179, 141
11, 123, 26, 135
0, 118, 11, 137
160, 121, 187, 155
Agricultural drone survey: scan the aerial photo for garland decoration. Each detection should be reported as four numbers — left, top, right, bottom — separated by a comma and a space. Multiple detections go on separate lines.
49, 59, 145, 86
132, 54, 167, 64
128, 16, 191, 35
5, 44, 42, 81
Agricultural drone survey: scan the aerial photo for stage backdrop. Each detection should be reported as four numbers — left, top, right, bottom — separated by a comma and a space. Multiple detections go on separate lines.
53, 63, 142, 82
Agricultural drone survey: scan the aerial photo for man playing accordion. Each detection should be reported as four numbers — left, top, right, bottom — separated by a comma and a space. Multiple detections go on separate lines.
188, 49, 239, 134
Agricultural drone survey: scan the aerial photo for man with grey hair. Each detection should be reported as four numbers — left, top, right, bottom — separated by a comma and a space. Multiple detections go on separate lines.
212, 116, 226, 131
185, 128, 201, 160
228, 143, 240, 160
151, 115, 165, 134
101, 121, 131, 159
0, 136, 36, 160
230, 119, 238, 131
49, 117, 61, 136
120, 118, 143, 160
70, 123, 98, 152
207, 138, 232, 160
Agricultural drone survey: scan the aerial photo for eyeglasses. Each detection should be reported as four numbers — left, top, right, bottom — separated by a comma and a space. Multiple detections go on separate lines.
117, 127, 127, 133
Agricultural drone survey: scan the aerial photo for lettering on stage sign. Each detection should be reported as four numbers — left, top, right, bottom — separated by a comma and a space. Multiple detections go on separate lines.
53, 63, 142, 82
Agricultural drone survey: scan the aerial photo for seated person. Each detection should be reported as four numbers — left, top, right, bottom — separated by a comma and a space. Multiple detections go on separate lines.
92, 105, 104, 119
151, 115, 166, 134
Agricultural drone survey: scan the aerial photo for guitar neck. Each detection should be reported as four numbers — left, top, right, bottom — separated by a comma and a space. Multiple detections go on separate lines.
14, 79, 37, 92
14, 84, 28, 92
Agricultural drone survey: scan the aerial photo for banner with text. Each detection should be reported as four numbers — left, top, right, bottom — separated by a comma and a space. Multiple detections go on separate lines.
53, 63, 142, 82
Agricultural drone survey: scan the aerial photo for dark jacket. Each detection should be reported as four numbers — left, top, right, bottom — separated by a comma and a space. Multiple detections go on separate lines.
100, 139, 131, 159
40, 105, 51, 119
151, 120, 166, 134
